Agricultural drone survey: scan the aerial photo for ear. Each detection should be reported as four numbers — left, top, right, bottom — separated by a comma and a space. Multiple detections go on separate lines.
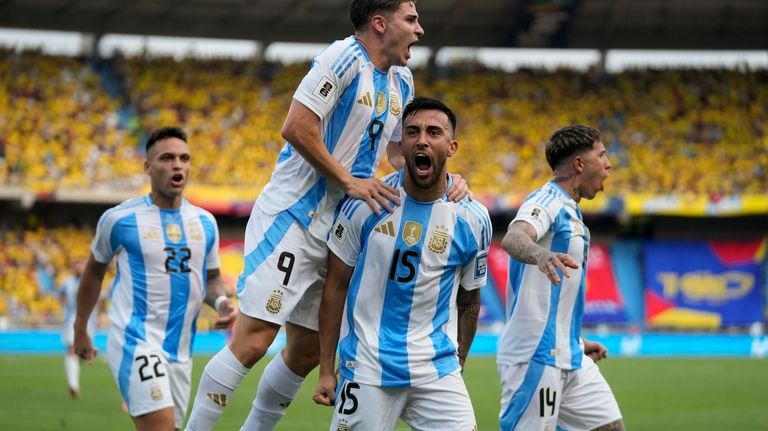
371, 14, 387, 34
572, 155, 584, 174
144, 159, 150, 174
447, 140, 458, 158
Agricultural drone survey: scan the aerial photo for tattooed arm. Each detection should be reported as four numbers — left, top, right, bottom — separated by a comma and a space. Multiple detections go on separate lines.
501, 221, 579, 285
456, 286, 481, 370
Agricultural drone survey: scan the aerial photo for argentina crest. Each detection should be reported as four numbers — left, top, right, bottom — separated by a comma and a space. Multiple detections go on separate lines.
428, 225, 449, 254
402, 221, 423, 246
165, 223, 182, 243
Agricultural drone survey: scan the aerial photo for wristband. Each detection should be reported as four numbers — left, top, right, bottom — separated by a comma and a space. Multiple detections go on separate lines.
214, 295, 228, 312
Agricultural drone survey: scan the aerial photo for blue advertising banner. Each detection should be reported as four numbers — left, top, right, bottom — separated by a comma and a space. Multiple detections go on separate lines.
644, 239, 766, 328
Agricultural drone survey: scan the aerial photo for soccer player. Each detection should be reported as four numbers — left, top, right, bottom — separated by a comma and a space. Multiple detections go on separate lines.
60, 258, 90, 399
74, 126, 237, 431
496, 125, 624, 430
186, 2, 467, 430
312, 96, 491, 430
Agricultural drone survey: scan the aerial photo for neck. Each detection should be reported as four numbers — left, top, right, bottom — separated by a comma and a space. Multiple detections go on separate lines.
355, 33, 390, 71
403, 172, 448, 202
552, 172, 581, 203
150, 191, 182, 209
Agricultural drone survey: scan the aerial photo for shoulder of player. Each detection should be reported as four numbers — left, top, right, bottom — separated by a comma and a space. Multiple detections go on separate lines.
451, 198, 491, 228
520, 184, 568, 217
96, 195, 148, 228
317, 36, 368, 79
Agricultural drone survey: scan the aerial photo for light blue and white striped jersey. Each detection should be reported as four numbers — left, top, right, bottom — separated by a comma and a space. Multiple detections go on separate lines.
91, 194, 220, 364
60, 276, 80, 327
497, 182, 590, 370
256, 35, 415, 241
328, 185, 491, 388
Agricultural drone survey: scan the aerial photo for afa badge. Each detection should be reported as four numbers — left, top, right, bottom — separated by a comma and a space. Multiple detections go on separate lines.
266, 289, 284, 314
428, 225, 449, 254
189, 224, 203, 241
165, 223, 182, 243
389, 92, 401, 116
402, 221, 423, 246
150, 383, 163, 401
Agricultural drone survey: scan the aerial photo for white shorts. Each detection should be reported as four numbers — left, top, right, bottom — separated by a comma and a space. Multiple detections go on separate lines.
498, 355, 622, 431
106, 334, 192, 428
237, 206, 328, 331
330, 372, 476, 431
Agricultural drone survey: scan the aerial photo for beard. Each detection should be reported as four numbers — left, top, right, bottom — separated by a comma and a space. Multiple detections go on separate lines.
405, 155, 447, 191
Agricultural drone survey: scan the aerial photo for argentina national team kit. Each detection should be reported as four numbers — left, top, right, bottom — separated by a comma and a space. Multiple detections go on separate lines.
236, 35, 415, 327
496, 182, 622, 430
91, 194, 220, 426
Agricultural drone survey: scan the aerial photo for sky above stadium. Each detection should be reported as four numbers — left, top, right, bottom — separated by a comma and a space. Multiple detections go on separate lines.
1, 28, 766, 72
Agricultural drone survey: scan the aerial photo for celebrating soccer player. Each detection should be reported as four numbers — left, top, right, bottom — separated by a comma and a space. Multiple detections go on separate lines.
74, 127, 236, 431
312, 96, 491, 430
496, 125, 625, 430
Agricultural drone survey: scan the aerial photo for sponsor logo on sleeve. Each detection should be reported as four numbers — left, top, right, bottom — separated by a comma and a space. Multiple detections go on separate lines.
312, 77, 336, 103
474, 253, 488, 279
333, 222, 348, 245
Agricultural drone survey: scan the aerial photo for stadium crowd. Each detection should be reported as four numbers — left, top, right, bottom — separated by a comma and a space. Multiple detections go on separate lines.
1, 49, 766, 326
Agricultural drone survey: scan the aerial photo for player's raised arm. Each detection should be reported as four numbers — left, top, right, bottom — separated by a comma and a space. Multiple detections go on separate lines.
282, 101, 400, 215
74, 253, 108, 363
501, 220, 579, 285
456, 286, 481, 370
312, 251, 354, 407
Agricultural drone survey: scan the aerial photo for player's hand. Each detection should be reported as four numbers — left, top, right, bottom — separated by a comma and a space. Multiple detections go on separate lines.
345, 177, 400, 215
446, 173, 472, 202
213, 298, 237, 329
584, 339, 608, 363
312, 373, 338, 407
73, 324, 97, 363
535, 252, 579, 285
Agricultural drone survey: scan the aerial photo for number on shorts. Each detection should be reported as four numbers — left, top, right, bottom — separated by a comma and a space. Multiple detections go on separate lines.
337, 381, 360, 415
539, 387, 557, 417
136, 354, 166, 382
277, 251, 295, 286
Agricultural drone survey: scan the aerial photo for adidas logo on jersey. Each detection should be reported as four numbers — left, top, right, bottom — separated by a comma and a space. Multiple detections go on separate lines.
357, 92, 372, 107
207, 392, 228, 407
374, 220, 395, 236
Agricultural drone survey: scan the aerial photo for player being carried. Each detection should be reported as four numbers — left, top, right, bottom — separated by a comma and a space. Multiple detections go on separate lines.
185, 2, 469, 430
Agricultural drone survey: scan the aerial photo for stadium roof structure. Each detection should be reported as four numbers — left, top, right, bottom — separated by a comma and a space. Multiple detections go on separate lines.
0, 0, 766, 51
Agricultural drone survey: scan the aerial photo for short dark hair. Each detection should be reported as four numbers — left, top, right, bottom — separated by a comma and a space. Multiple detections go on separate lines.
146, 126, 187, 153
545, 125, 601, 170
402, 96, 457, 134
350, 0, 413, 31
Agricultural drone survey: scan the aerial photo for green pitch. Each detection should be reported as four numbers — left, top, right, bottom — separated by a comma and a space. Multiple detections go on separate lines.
0, 355, 766, 430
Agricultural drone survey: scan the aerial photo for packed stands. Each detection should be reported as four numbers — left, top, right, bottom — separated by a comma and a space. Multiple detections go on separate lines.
1, 49, 766, 328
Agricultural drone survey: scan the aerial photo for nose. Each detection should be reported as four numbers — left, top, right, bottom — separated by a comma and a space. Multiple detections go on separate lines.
415, 21, 424, 37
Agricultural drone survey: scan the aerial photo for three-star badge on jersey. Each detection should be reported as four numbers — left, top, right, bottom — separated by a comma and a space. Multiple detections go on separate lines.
428, 225, 449, 254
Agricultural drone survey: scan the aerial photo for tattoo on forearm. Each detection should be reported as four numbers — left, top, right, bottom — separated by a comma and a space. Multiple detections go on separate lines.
457, 302, 480, 357
592, 419, 625, 431
506, 231, 544, 265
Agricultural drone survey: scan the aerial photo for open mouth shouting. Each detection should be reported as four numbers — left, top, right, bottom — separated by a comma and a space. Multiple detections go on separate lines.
414, 152, 433, 179
170, 173, 185, 188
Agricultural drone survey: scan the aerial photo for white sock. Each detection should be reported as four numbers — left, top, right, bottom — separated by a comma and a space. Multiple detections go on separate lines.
241, 354, 304, 431
65, 354, 80, 391
186, 346, 250, 431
